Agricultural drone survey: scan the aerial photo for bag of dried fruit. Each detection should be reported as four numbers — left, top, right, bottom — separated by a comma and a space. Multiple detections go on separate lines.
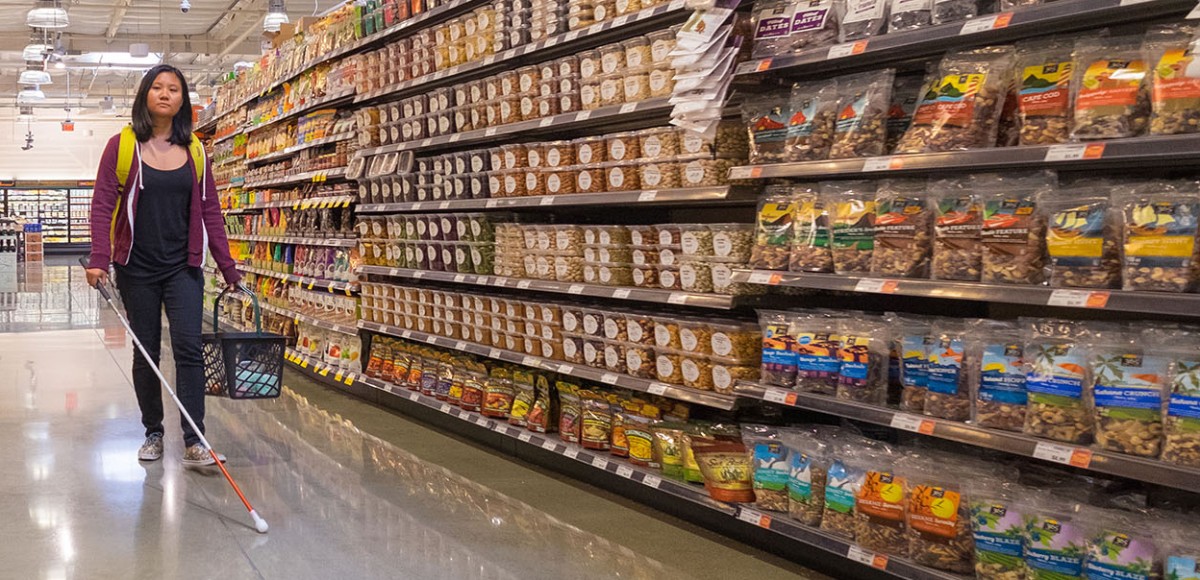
895, 46, 1016, 153
1070, 34, 1150, 141
1023, 318, 1096, 445
1086, 326, 1169, 459
1084, 509, 1164, 580
969, 320, 1030, 432
869, 179, 932, 278
1114, 179, 1200, 293
1014, 38, 1075, 146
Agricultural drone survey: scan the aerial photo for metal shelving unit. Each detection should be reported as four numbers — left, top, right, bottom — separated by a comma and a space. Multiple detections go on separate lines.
236, 264, 359, 294
243, 167, 348, 189
355, 186, 754, 214
228, 234, 358, 248
242, 89, 356, 135
358, 319, 738, 410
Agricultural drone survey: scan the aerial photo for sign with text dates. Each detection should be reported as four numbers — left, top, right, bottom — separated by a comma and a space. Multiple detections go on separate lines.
847, 546, 889, 569
1047, 289, 1110, 309
737, 508, 772, 529
890, 413, 936, 435
1033, 441, 1094, 469
1044, 143, 1106, 162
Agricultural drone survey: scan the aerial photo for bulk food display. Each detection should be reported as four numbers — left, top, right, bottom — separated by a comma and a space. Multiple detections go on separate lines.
203, 0, 1200, 578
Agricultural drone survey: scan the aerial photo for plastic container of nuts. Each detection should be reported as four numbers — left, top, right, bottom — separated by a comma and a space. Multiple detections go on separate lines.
623, 68, 652, 103
679, 260, 715, 293
604, 161, 642, 192
681, 353, 716, 390
543, 141, 577, 167
625, 344, 656, 379
598, 73, 625, 107
637, 127, 682, 160
632, 264, 659, 288
598, 43, 627, 75
545, 169, 577, 195
500, 144, 527, 169
657, 265, 682, 290
524, 169, 546, 197
554, 255, 585, 282
677, 317, 713, 355
597, 262, 634, 286
578, 50, 601, 80
606, 131, 639, 162
585, 225, 631, 245
655, 348, 685, 384
679, 224, 715, 256
586, 244, 632, 263
648, 67, 676, 98
630, 245, 661, 266
622, 37, 651, 68
679, 156, 733, 188
576, 163, 606, 193
628, 225, 658, 247
710, 355, 759, 394
574, 136, 608, 165
708, 320, 762, 361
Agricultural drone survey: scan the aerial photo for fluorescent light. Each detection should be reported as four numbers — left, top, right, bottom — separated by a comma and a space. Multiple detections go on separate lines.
19, 70, 52, 85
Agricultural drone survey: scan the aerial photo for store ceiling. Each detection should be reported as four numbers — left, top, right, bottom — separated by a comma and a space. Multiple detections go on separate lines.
0, 0, 342, 119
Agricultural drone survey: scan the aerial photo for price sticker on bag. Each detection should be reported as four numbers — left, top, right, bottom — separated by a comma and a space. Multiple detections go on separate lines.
737, 508, 772, 529
1033, 441, 1094, 468
847, 546, 889, 569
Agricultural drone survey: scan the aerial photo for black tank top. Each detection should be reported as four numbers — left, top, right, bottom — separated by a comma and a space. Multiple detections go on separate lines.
117, 163, 193, 283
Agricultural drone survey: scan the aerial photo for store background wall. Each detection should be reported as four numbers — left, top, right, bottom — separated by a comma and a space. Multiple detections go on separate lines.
0, 119, 130, 180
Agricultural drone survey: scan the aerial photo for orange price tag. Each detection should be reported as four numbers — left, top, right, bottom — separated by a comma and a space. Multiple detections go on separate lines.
755, 58, 773, 72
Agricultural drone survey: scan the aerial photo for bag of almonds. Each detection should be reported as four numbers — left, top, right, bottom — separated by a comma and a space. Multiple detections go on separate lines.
789, 184, 834, 273
1014, 39, 1075, 146
1147, 24, 1200, 136
931, 177, 984, 281
1043, 184, 1122, 289
969, 321, 1029, 433
1161, 330, 1200, 468
871, 179, 933, 278
1115, 180, 1200, 293
1086, 328, 1169, 459
980, 171, 1056, 285
785, 81, 840, 162
825, 180, 878, 275
895, 46, 1015, 154
1070, 35, 1150, 141
829, 69, 896, 159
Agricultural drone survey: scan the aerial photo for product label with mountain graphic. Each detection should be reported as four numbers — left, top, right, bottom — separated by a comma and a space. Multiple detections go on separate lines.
1153, 48, 1200, 107
836, 93, 872, 133
876, 196, 928, 238
969, 499, 1028, 567
1085, 528, 1158, 580
1048, 203, 1107, 266
832, 199, 876, 251
927, 336, 966, 396
979, 341, 1028, 405
983, 194, 1039, 247
1090, 350, 1168, 419
750, 106, 790, 151
1077, 58, 1147, 111
936, 195, 984, 239
1123, 199, 1200, 269
912, 73, 986, 128
787, 452, 816, 502
788, 97, 822, 139
796, 199, 831, 249
1020, 62, 1073, 117
1025, 515, 1087, 579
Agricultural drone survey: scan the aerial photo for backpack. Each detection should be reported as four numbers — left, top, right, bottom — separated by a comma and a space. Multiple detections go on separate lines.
110, 125, 206, 238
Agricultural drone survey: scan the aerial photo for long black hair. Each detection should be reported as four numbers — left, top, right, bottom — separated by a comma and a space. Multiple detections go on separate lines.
130, 64, 194, 146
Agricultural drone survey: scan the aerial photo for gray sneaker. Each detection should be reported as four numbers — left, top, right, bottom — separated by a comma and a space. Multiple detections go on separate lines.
138, 433, 164, 461
182, 444, 226, 467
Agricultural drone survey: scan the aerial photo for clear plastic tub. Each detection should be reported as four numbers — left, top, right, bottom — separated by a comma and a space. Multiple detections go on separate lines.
554, 225, 584, 252
657, 265, 681, 290
574, 136, 607, 165
576, 164, 606, 193
498, 70, 519, 97
545, 169, 577, 195
597, 262, 634, 286
604, 161, 641, 192
679, 157, 733, 188
655, 348, 684, 384
583, 263, 600, 283
598, 73, 625, 107
578, 50, 601, 80
624, 343, 656, 378
679, 260, 714, 293
519, 94, 538, 121
561, 305, 584, 333
637, 127, 681, 160
583, 337, 606, 369
580, 307, 605, 337
648, 67, 675, 98
525, 170, 546, 197
681, 353, 715, 390
632, 264, 659, 288
602, 311, 627, 341
677, 317, 712, 355
659, 246, 680, 266
605, 131, 639, 162
535, 95, 560, 118
708, 320, 762, 361
543, 141, 577, 167
604, 340, 626, 373
598, 43, 626, 75
657, 224, 682, 246
623, 68, 652, 102
679, 224, 714, 256
628, 225, 657, 247
500, 169, 527, 197
586, 244, 632, 263
554, 255, 584, 282
501, 144, 527, 169
630, 245, 660, 266
557, 55, 580, 77
517, 65, 540, 94
525, 143, 545, 169
562, 332, 585, 363
580, 79, 602, 110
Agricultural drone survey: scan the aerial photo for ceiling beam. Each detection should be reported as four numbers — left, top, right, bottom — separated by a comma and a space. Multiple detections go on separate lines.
104, 0, 136, 41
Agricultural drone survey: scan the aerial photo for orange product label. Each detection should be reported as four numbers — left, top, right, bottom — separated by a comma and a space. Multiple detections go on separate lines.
1019, 62, 1072, 117
912, 74, 986, 128
856, 471, 906, 522
1076, 58, 1147, 110
908, 484, 962, 539
1154, 49, 1200, 104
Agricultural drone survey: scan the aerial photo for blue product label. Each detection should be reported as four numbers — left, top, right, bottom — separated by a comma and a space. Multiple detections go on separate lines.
900, 334, 930, 388
836, 93, 869, 134
841, 361, 868, 380
979, 342, 1028, 405
1167, 556, 1200, 580
1093, 388, 1162, 410
1169, 395, 1200, 420
788, 452, 814, 501
436, 376, 453, 397
824, 459, 858, 514
1084, 561, 1151, 580
1027, 345, 1086, 400
753, 442, 790, 490
1027, 375, 1084, 399
797, 353, 841, 374
926, 337, 965, 396
1026, 550, 1084, 577
763, 348, 799, 367
975, 533, 1024, 558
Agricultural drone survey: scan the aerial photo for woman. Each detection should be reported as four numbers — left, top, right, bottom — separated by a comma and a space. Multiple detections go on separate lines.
86, 64, 241, 466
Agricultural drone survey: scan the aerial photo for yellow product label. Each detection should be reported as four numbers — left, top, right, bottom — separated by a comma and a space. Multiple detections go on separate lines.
1155, 49, 1200, 106
1047, 235, 1104, 258
627, 429, 655, 463
1078, 58, 1147, 110
1126, 235, 1195, 258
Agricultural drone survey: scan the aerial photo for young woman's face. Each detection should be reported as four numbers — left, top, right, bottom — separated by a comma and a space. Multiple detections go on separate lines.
148, 71, 184, 120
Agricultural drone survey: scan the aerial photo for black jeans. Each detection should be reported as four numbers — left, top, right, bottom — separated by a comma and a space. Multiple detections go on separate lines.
116, 267, 206, 447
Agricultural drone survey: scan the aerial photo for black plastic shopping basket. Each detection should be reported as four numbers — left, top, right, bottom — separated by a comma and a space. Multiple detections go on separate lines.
203, 287, 285, 399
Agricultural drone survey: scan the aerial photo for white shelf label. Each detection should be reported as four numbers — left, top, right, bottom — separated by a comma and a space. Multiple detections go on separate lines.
763, 388, 797, 405
1044, 143, 1107, 162
1033, 441, 1094, 468
448, 134, 461, 143
575, 111, 592, 122
648, 382, 669, 395
492, 423, 509, 434
960, 13, 1006, 35
643, 474, 662, 489
847, 546, 889, 569
637, 190, 657, 202
486, 199, 500, 208
666, 292, 688, 305
613, 15, 631, 26
854, 278, 899, 294
1047, 289, 1111, 309
557, 364, 575, 374
541, 439, 558, 451
439, 201, 452, 210
411, 202, 424, 210
890, 413, 936, 434
440, 404, 452, 414
413, 271, 425, 279
612, 288, 631, 299
475, 416, 490, 427
600, 373, 619, 385
737, 507, 772, 528
522, 356, 540, 368
517, 280, 532, 289
564, 31, 581, 41
408, 391, 420, 401
591, 456, 609, 469
539, 196, 556, 206
518, 432, 533, 442
727, 166, 754, 180
453, 274, 465, 283
568, 284, 585, 295
485, 128, 498, 136
488, 348, 502, 358
746, 271, 781, 285
539, 118, 554, 127
564, 447, 580, 459
401, 330, 412, 338
827, 40, 868, 59
862, 156, 900, 172
453, 341, 466, 351
616, 465, 634, 478
619, 103, 638, 114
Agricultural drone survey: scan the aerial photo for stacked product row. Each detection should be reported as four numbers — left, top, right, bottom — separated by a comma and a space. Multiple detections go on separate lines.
353, 122, 747, 203
746, 26, 1200, 165
758, 309, 1200, 466
244, 110, 356, 160
228, 204, 357, 238
359, 282, 761, 392
357, 212, 500, 275
748, 176, 1200, 293
221, 182, 357, 211
243, 142, 354, 185
232, 242, 360, 283
245, 60, 357, 129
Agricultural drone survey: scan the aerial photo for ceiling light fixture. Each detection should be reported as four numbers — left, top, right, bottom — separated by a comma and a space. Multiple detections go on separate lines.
18, 87, 46, 104
26, 0, 69, 29
129, 43, 150, 58
263, 0, 289, 31
23, 43, 52, 62
19, 70, 52, 85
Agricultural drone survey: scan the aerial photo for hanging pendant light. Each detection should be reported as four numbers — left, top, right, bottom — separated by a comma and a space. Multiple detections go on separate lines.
18, 87, 46, 104
27, 0, 69, 29
263, 0, 288, 31
22, 43, 52, 61
19, 69, 52, 85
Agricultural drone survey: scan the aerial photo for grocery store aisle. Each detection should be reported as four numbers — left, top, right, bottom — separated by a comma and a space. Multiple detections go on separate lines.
0, 264, 820, 580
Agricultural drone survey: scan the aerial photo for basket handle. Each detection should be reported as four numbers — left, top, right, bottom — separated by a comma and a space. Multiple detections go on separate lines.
214, 284, 262, 333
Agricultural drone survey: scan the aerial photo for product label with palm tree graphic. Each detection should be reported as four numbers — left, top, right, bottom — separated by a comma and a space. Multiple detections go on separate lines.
1085, 528, 1158, 580
1025, 514, 1087, 579
1027, 342, 1086, 399
1090, 350, 1168, 418
979, 341, 1028, 405
1166, 554, 1200, 580
1169, 356, 1200, 423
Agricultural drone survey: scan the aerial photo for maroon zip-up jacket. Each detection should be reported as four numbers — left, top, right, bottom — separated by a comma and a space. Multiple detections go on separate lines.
88, 132, 242, 286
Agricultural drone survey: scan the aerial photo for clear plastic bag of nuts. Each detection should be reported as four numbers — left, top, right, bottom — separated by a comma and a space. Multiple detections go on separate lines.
785, 80, 839, 162
1023, 318, 1095, 445
1115, 180, 1200, 293
750, 188, 798, 270
930, 177, 984, 282
819, 437, 874, 540
895, 47, 1015, 154
1161, 330, 1200, 467
1147, 24, 1200, 136
969, 321, 1029, 433
837, 317, 890, 405
825, 180, 877, 275
840, 0, 889, 43
1086, 329, 1168, 458
980, 171, 1055, 285
903, 453, 999, 574
853, 445, 910, 557
744, 95, 791, 164
1070, 35, 1150, 141
1043, 184, 1121, 289
888, 0, 931, 32
829, 69, 895, 159
924, 320, 974, 422
871, 179, 933, 278
1014, 39, 1074, 146
789, 185, 834, 273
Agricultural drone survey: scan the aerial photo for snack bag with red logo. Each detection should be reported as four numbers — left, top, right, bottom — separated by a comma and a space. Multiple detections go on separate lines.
1147, 24, 1200, 136
904, 453, 992, 573
1015, 39, 1075, 145
871, 179, 933, 278
1070, 36, 1150, 141
981, 171, 1057, 285
829, 69, 896, 159
895, 46, 1015, 153
931, 176, 984, 281
744, 95, 792, 163
785, 80, 840, 162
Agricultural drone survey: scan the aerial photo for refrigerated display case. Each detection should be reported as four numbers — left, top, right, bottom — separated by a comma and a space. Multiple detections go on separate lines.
69, 189, 91, 244
1, 188, 91, 250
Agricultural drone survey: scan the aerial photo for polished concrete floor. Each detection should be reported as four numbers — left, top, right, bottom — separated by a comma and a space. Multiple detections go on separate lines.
0, 261, 823, 580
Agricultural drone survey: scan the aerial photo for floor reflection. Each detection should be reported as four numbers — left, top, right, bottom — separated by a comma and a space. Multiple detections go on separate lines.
0, 261, 99, 333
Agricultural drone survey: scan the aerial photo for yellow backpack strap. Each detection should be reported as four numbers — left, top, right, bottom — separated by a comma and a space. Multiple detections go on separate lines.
116, 126, 136, 191
189, 133, 206, 185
